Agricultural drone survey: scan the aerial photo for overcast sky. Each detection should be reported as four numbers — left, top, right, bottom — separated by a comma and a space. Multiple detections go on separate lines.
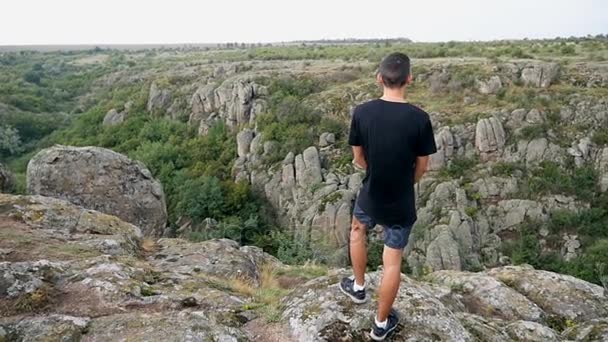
1, 0, 607, 45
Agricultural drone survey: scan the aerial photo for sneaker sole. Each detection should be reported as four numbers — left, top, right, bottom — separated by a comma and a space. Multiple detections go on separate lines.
339, 284, 368, 304
369, 323, 399, 341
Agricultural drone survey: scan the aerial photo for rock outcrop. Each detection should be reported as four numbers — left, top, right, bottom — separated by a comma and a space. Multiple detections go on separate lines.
520, 62, 560, 88
102, 101, 132, 126
189, 76, 267, 134
2, 191, 608, 341
477, 75, 503, 94
475, 116, 506, 161
0, 192, 275, 341
282, 266, 608, 341
233, 130, 360, 264
0, 163, 15, 193
597, 147, 608, 192
147, 82, 172, 112
26, 145, 167, 236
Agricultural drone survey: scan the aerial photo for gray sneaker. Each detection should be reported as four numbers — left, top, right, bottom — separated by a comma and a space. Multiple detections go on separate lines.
339, 277, 367, 304
370, 308, 400, 341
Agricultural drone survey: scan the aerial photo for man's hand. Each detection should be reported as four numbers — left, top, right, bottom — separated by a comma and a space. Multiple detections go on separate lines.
414, 156, 429, 183
352, 146, 367, 170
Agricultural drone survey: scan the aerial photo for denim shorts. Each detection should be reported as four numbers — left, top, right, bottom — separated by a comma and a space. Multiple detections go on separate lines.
353, 202, 413, 250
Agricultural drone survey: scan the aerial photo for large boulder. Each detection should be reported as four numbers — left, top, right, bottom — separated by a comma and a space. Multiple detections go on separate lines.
0, 163, 15, 193
26, 145, 167, 236
0, 193, 143, 264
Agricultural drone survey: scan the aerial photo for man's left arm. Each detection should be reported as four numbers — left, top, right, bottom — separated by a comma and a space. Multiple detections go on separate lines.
414, 116, 438, 182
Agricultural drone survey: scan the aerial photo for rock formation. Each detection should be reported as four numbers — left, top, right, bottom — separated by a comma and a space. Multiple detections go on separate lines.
147, 82, 172, 113
475, 116, 506, 161
0, 163, 15, 193
2, 191, 607, 341
189, 76, 267, 134
26, 145, 167, 237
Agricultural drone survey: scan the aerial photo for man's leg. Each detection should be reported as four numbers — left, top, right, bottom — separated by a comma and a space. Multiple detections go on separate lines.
350, 216, 367, 286
376, 245, 403, 321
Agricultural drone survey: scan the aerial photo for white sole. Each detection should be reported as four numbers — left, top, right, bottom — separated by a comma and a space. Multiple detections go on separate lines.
369, 324, 398, 341
339, 284, 368, 304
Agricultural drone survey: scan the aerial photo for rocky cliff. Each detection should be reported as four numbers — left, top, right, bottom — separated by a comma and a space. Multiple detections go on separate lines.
1, 192, 607, 341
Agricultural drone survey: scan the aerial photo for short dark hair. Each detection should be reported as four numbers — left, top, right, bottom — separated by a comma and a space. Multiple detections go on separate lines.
378, 53, 411, 88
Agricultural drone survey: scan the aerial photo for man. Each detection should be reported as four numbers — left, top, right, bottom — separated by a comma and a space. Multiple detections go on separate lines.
339, 52, 437, 341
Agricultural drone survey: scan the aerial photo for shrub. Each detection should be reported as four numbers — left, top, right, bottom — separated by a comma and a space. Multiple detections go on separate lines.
439, 156, 479, 179
591, 128, 608, 146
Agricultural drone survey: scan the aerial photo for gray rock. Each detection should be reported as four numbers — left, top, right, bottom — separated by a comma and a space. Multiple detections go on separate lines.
150, 238, 281, 284
85, 311, 245, 341
520, 62, 560, 88
295, 147, 323, 188
282, 271, 474, 341
147, 81, 172, 112
426, 226, 463, 271
102, 108, 127, 126
505, 320, 559, 341
0, 315, 90, 342
189, 77, 266, 133
319, 132, 336, 147
561, 318, 608, 341
475, 117, 506, 161
236, 129, 254, 158
0, 163, 15, 193
487, 265, 608, 321
0, 193, 143, 263
597, 147, 608, 192
477, 76, 503, 94
428, 270, 544, 321
27, 145, 167, 237
428, 127, 455, 171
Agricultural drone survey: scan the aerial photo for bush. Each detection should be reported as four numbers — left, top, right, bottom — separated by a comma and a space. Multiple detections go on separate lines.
592, 128, 608, 146
0, 125, 24, 157
523, 161, 598, 202
439, 156, 479, 179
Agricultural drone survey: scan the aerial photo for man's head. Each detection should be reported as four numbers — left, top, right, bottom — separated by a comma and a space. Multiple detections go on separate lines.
377, 53, 412, 89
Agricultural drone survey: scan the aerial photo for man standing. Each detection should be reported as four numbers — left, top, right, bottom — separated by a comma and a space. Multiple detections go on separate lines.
339, 52, 437, 341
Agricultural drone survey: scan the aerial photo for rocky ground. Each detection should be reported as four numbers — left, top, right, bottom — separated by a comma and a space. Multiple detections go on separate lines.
1, 192, 607, 341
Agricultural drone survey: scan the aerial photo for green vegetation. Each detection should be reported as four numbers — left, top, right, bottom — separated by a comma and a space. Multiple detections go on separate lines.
439, 156, 479, 180
503, 192, 608, 286
520, 161, 598, 202
2, 35, 608, 272
256, 75, 345, 164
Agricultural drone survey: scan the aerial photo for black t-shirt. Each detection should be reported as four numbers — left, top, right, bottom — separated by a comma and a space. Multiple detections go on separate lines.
348, 99, 437, 227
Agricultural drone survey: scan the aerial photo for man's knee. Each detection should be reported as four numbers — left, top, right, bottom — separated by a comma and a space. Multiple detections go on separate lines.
350, 217, 366, 241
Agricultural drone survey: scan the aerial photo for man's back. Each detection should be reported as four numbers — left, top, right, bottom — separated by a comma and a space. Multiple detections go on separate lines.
348, 99, 436, 227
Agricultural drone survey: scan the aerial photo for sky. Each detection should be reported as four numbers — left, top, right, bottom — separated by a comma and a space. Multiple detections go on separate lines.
1, 0, 607, 45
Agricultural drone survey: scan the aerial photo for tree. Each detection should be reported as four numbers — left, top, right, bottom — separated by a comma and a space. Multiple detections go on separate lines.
23, 70, 41, 84
0, 125, 23, 156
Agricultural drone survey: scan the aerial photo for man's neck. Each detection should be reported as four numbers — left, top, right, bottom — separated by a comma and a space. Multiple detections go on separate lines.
381, 88, 407, 103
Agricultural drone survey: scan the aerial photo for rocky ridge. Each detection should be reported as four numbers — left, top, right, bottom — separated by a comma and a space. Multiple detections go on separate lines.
1, 192, 607, 341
